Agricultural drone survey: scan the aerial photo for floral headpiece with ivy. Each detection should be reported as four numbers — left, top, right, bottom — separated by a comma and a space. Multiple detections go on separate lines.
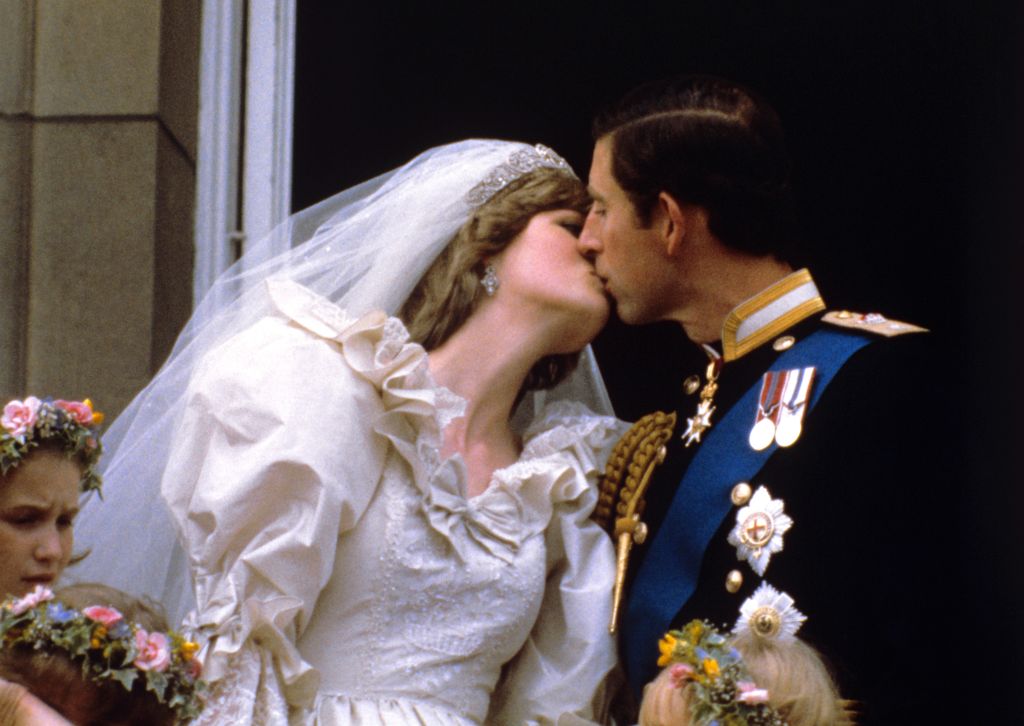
657, 619, 788, 726
0, 586, 204, 721
1, 396, 104, 493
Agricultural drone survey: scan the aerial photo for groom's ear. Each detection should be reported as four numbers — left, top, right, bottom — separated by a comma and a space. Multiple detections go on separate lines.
656, 191, 687, 256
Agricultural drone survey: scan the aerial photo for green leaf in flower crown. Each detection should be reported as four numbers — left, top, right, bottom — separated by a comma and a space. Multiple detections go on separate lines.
110, 668, 137, 691
67, 626, 92, 653
147, 671, 168, 701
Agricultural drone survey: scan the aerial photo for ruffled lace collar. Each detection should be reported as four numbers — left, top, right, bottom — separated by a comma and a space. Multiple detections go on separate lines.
268, 279, 621, 562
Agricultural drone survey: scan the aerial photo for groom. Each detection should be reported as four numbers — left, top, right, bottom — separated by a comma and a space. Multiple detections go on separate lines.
580, 76, 945, 723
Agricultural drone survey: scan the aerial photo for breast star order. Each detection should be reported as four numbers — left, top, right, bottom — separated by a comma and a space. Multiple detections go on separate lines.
727, 485, 792, 577
734, 581, 806, 641
681, 399, 715, 447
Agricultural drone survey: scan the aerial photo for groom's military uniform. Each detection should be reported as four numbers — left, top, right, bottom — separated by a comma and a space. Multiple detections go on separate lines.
602, 269, 944, 724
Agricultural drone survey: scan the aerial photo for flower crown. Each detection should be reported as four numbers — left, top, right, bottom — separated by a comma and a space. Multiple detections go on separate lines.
1, 397, 104, 493
658, 619, 788, 726
0, 586, 204, 721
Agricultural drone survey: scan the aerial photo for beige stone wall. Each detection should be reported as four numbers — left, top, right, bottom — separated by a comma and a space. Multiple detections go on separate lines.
153, 0, 199, 369
0, 0, 199, 417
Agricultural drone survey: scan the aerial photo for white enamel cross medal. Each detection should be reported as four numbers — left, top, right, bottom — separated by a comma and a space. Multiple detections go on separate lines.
681, 353, 722, 448
682, 399, 715, 447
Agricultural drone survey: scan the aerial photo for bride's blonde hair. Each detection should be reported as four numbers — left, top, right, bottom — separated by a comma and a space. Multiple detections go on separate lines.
399, 166, 590, 392
639, 631, 853, 726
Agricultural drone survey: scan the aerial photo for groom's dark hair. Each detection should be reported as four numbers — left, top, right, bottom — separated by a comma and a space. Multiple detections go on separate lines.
593, 75, 799, 263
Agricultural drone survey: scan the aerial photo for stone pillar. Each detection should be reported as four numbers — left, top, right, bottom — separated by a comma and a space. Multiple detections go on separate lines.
0, 0, 198, 417
153, 0, 199, 369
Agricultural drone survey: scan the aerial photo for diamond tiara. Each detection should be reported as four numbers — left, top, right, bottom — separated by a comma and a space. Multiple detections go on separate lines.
466, 144, 576, 206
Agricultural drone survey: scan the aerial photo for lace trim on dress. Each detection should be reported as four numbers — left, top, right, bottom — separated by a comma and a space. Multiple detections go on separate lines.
192, 647, 290, 726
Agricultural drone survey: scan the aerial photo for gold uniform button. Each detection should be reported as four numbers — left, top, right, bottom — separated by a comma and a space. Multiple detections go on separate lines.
730, 482, 752, 506
772, 335, 795, 351
725, 569, 743, 593
633, 521, 649, 545
683, 374, 701, 395
837, 310, 853, 319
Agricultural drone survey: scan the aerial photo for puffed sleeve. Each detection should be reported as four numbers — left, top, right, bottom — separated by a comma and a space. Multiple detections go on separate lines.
488, 404, 630, 725
162, 283, 415, 723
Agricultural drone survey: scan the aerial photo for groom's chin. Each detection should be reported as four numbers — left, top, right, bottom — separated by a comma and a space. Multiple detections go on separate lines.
613, 302, 652, 327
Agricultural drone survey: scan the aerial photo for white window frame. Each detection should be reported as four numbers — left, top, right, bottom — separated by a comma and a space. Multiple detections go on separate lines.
193, 0, 296, 306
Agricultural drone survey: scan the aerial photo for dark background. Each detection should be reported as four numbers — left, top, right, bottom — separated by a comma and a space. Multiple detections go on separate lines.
293, 0, 1022, 708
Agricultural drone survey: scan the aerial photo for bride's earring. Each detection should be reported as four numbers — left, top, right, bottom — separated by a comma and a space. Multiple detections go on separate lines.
481, 263, 499, 296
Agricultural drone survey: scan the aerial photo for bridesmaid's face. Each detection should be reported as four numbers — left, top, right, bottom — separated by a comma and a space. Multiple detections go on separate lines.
494, 208, 610, 350
0, 451, 80, 598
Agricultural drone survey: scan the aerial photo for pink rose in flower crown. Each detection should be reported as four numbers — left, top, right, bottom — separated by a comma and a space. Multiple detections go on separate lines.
669, 662, 696, 688
133, 629, 171, 672
55, 399, 95, 426
737, 681, 770, 704
2, 397, 41, 439
8, 584, 54, 615
83, 605, 124, 627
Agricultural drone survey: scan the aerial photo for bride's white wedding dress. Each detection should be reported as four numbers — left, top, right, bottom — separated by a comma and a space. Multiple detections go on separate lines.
169, 281, 627, 725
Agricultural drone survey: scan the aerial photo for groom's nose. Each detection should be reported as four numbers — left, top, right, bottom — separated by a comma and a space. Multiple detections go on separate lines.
577, 210, 602, 260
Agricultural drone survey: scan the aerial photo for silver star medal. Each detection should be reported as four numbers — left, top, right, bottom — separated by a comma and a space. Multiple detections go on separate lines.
733, 581, 806, 641
727, 485, 792, 576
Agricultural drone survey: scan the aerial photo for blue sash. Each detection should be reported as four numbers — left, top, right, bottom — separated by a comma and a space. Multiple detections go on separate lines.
623, 328, 873, 692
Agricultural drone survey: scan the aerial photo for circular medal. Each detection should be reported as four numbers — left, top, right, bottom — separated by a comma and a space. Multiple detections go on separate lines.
739, 512, 775, 549
748, 417, 775, 451
774, 415, 802, 447
750, 606, 782, 638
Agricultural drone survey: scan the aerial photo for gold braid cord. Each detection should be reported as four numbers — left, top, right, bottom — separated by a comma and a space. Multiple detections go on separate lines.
593, 411, 677, 633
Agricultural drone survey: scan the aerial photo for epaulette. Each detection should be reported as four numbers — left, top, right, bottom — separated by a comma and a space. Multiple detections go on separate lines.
594, 411, 677, 633
822, 310, 928, 337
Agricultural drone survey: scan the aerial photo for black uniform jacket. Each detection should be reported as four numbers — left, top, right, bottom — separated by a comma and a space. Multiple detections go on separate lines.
619, 309, 950, 725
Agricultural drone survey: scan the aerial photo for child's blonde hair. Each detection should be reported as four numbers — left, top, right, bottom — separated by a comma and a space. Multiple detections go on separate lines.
639, 630, 851, 726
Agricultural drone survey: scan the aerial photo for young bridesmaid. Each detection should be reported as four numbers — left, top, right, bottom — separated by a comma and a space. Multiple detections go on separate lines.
0, 396, 103, 599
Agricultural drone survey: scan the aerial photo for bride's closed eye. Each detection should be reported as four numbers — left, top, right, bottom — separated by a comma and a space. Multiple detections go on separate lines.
553, 210, 585, 237
559, 221, 583, 236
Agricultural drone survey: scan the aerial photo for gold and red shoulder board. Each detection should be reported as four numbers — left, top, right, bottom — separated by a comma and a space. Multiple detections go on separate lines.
822, 310, 928, 337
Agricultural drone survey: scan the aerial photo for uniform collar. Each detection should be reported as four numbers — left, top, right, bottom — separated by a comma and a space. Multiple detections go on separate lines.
719, 268, 825, 362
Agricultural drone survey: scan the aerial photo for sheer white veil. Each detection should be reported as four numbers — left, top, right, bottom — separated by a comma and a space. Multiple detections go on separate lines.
70, 140, 614, 622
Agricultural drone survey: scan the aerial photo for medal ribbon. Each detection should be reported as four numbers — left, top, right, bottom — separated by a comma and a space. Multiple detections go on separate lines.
755, 370, 785, 424
780, 366, 814, 417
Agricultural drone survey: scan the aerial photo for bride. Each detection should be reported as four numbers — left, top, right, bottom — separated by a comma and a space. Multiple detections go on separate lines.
73, 140, 628, 724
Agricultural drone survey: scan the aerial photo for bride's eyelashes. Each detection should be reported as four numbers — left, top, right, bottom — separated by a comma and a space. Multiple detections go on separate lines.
559, 221, 583, 236
554, 211, 585, 237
